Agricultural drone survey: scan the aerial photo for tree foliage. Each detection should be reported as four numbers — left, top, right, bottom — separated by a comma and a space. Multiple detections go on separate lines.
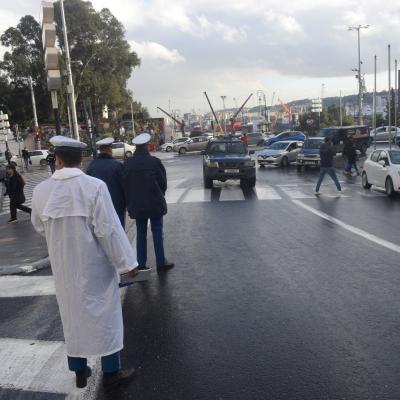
0, 0, 147, 130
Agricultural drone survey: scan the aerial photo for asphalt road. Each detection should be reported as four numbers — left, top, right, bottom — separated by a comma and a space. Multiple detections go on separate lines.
2, 151, 400, 399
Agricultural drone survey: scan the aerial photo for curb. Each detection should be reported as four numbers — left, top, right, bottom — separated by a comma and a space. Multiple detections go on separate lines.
0, 256, 50, 276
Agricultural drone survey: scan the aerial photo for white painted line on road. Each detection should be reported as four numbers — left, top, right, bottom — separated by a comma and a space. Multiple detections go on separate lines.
168, 178, 186, 188
0, 338, 96, 395
0, 276, 55, 297
293, 200, 400, 254
255, 187, 282, 200
165, 188, 187, 204
181, 188, 212, 203
219, 187, 245, 201
279, 186, 315, 199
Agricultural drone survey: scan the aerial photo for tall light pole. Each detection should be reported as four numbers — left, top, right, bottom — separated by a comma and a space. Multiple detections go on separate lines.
339, 89, 343, 127
388, 44, 392, 150
373, 55, 377, 149
349, 24, 369, 125
60, 0, 79, 140
220, 95, 227, 133
395, 59, 398, 128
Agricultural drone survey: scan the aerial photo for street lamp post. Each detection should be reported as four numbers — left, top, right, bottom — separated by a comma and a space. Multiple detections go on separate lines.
220, 96, 227, 133
349, 24, 369, 125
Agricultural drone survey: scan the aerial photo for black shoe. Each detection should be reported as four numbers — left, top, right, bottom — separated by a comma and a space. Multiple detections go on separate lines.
103, 368, 137, 390
7, 218, 18, 224
75, 366, 92, 388
138, 265, 150, 271
157, 262, 175, 272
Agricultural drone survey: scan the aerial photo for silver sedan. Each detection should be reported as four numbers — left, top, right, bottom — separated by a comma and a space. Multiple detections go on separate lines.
257, 140, 303, 167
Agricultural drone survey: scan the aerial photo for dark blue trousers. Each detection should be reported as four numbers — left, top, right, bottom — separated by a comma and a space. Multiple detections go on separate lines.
136, 217, 166, 267
67, 351, 120, 373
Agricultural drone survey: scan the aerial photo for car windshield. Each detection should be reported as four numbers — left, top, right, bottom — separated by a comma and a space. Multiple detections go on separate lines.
208, 141, 246, 154
389, 150, 400, 164
319, 128, 339, 137
268, 142, 288, 150
303, 139, 323, 149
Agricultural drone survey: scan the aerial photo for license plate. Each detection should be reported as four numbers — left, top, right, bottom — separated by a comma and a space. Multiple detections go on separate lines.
304, 161, 317, 165
224, 169, 239, 174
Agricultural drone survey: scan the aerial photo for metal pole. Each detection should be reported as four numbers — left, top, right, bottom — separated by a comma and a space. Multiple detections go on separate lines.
28, 77, 40, 149
388, 44, 392, 150
221, 96, 226, 133
373, 55, 377, 150
15, 124, 24, 173
395, 59, 398, 128
339, 89, 343, 127
357, 28, 363, 125
60, 0, 80, 140
130, 102, 135, 137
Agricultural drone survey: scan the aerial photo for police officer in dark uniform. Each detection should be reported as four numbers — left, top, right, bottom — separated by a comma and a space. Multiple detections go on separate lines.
86, 137, 126, 227
123, 133, 174, 272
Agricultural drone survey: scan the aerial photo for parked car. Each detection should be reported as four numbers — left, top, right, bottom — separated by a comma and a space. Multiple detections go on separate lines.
111, 142, 136, 158
264, 131, 306, 146
0, 151, 6, 181
257, 141, 302, 167
296, 137, 325, 171
362, 149, 400, 196
202, 137, 256, 188
173, 136, 209, 155
319, 125, 370, 155
11, 150, 50, 167
370, 126, 400, 143
246, 132, 265, 146
161, 137, 189, 152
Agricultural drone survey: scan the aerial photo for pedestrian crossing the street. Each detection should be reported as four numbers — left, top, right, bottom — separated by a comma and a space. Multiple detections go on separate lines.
0, 169, 51, 216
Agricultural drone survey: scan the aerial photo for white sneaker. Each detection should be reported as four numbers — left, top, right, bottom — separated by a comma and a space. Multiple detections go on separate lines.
314, 191, 320, 196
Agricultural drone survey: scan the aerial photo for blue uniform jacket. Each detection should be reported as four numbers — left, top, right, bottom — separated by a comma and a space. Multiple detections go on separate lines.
86, 154, 126, 225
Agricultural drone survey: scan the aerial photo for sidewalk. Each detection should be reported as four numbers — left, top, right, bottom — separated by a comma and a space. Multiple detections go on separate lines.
0, 212, 49, 275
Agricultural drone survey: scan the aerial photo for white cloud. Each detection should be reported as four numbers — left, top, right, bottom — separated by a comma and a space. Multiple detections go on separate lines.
264, 11, 303, 34
130, 40, 186, 64
196, 15, 247, 43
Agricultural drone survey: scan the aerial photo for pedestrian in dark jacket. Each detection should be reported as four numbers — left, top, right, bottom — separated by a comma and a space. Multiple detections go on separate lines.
123, 133, 174, 272
22, 148, 30, 170
46, 149, 56, 174
315, 137, 342, 195
343, 139, 359, 176
86, 137, 126, 227
5, 164, 31, 223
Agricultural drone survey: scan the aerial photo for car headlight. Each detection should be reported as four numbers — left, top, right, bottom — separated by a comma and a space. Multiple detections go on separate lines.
206, 161, 219, 167
272, 154, 280, 158
244, 160, 255, 167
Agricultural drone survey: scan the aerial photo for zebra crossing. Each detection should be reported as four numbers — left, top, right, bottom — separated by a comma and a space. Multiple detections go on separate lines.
0, 169, 52, 216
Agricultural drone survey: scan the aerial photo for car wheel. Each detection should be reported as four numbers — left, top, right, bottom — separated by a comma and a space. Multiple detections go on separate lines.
385, 177, 395, 197
259, 164, 265, 168
179, 147, 186, 155
360, 143, 368, 155
40, 159, 47, 166
281, 156, 289, 168
203, 175, 213, 188
361, 172, 371, 189
166, 146, 172, 152
125, 151, 132, 158
297, 165, 303, 172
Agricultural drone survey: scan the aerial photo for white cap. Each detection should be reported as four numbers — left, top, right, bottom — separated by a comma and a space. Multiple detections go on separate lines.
132, 133, 151, 145
96, 137, 114, 146
50, 135, 87, 151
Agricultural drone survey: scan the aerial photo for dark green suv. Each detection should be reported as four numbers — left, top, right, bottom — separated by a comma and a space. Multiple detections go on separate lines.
202, 138, 256, 188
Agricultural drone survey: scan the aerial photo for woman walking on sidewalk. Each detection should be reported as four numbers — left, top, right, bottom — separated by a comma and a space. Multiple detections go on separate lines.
4, 165, 31, 223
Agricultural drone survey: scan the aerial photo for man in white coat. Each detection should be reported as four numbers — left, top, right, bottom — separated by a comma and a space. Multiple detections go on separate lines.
31, 136, 147, 390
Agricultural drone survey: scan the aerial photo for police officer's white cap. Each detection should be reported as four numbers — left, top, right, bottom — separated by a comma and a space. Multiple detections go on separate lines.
50, 135, 87, 151
96, 137, 114, 146
132, 133, 151, 145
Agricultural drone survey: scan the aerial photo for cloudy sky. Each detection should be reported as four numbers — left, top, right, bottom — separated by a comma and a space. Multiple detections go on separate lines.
1, 0, 400, 116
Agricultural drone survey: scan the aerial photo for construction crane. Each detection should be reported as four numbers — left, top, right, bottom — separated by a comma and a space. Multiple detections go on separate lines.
229, 93, 253, 129
157, 106, 185, 136
203, 92, 223, 133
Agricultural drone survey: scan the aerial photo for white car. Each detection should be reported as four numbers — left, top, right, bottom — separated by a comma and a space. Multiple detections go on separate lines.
161, 137, 189, 152
257, 141, 303, 167
110, 142, 136, 158
11, 150, 49, 167
362, 149, 400, 196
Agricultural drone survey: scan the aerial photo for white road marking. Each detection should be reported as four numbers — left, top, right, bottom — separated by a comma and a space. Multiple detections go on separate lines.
279, 186, 315, 199
219, 187, 245, 201
181, 188, 212, 203
0, 276, 55, 297
0, 338, 95, 395
168, 178, 186, 188
255, 186, 282, 200
165, 188, 187, 204
293, 200, 400, 254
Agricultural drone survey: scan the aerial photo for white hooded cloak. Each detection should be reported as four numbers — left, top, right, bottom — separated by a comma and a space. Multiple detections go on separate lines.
31, 168, 137, 357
